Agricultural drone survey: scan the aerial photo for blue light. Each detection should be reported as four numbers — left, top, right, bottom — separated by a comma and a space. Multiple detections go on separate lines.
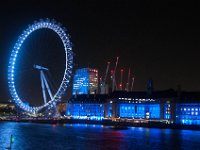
8, 19, 73, 114
66, 103, 104, 120
176, 103, 200, 125
72, 68, 98, 95
119, 104, 160, 119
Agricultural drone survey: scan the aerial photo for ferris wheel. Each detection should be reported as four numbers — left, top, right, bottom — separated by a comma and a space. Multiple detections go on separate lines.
8, 19, 73, 114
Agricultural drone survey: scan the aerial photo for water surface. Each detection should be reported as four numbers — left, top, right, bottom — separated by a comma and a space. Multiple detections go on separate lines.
0, 122, 200, 150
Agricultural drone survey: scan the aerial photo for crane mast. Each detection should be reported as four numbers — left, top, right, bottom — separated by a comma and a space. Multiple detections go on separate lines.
131, 77, 134, 91
100, 61, 110, 94
112, 57, 119, 91
125, 68, 131, 92
120, 69, 123, 90
104, 62, 110, 84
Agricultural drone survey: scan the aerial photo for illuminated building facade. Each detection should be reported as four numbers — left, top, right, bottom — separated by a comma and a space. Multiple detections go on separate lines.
118, 104, 160, 119
176, 103, 200, 125
67, 90, 176, 121
109, 90, 176, 121
72, 68, 98, 95
68, 103, 104, 120
66, 89, 200, 125
66, 94, 108, 120
175, 92, 200, 125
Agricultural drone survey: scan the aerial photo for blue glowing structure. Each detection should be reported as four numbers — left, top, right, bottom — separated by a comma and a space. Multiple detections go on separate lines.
67, 103, 104, 120
176, 103, 200, 125
72, 68, 98, 95
107, 103, 112, 117
73, 68, 89, 95
164, 103, 171, 119
8, 19, 73, 114
119, 104, 160, 119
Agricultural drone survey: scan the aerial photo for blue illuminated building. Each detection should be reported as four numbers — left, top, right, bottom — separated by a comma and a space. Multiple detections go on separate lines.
66, 94, 108, 120
66, 89, 176, 121
72, 68, 98, 95
175, 92, 200, 125
164, 103, 171, 120
65, 89, 200, 125
109, 90, 175, 121
176, 103, 200, 125
117, 104, 160, 119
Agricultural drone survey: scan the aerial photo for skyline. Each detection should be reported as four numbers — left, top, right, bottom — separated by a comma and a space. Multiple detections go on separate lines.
1, 1, 200, 103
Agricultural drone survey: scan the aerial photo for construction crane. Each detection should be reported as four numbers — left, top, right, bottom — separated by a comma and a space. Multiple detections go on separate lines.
99, 77, 102, 87
104, 61, 110, 84
125, 68, 131, 92
120, 69, 123, 90
100, 61, 110, 94
131, 77, 134, 91
112, 57, 119, 91
110, 69, 114, 91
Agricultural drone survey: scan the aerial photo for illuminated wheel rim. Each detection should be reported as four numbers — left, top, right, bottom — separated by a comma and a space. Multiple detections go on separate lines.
8, 19, 73, 114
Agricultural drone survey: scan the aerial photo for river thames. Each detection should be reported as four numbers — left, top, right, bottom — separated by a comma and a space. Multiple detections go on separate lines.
0, 122, 200, 150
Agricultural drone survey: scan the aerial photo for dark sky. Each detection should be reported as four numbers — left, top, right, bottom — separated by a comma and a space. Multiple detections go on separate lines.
1, 0, 200, 104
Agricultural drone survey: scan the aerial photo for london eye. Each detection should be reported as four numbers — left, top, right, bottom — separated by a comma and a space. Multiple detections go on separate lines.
8, 19, 73, 114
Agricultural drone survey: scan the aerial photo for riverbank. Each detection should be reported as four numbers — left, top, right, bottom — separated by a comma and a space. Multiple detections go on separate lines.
1, 118, 200, 130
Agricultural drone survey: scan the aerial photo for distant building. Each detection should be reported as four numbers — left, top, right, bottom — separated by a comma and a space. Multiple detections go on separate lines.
72, 68, 98, 95
0, 102, 16, 117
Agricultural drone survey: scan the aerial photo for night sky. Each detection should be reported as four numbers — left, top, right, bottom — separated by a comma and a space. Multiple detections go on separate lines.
1, 1, 200, 104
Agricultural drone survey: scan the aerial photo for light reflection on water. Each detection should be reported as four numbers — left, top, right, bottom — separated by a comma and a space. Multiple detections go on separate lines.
0, 122, 200, 150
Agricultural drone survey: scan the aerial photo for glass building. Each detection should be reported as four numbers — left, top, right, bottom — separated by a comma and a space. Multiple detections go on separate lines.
72, 68, 98, 95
